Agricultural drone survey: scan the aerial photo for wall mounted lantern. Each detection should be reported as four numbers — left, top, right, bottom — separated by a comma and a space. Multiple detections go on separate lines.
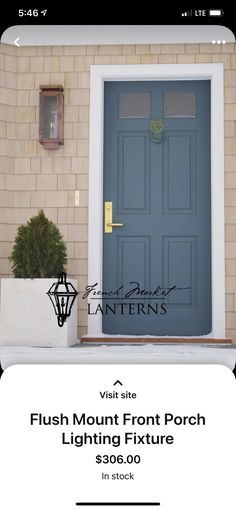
39, 85, 64, 149
47, 273, 78, 327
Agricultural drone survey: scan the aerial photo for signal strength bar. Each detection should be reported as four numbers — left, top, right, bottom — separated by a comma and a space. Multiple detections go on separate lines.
181, 10, 192, 16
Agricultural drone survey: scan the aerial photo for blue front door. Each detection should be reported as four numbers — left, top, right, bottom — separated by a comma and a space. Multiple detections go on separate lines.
103, 80, 211, 336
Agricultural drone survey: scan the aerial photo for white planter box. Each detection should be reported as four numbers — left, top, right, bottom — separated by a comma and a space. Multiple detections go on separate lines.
0, 278, 78, 347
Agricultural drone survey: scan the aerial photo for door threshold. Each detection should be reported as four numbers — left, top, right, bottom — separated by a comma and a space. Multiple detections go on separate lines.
81, 337, 231, 344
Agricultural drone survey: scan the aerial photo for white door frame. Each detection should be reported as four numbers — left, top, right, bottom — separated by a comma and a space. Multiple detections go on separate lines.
88, 63, 225, 338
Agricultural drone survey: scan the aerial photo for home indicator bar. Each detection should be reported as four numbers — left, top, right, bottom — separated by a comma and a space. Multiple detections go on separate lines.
76, 504, 161, 507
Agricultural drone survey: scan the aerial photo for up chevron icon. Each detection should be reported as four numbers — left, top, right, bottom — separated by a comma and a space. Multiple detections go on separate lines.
113, 380, 123, 386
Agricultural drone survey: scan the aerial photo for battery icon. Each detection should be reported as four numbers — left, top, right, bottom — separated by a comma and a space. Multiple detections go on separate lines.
209, 9, 224, 16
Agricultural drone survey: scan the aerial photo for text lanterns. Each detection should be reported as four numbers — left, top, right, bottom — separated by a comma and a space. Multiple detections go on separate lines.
47, 273, 78, 327
39, 85, 64, 149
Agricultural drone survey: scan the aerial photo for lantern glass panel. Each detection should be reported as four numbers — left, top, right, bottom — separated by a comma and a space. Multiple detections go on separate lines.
42, 95, 58, 139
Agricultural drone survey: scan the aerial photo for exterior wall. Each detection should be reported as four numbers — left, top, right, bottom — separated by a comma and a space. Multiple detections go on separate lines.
0, 42, 236, 341
0, 44, 16, 278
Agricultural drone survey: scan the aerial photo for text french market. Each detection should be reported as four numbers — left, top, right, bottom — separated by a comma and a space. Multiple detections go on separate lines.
30, 412, 206, 448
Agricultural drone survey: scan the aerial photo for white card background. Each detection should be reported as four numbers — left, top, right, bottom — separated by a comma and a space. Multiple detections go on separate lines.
0, 364, 235, 510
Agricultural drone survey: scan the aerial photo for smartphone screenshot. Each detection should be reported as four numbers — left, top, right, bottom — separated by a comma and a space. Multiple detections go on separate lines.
0, 6, 235, 510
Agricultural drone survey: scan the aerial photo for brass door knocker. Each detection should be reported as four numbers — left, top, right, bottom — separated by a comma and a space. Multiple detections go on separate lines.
150, 119, 166, 143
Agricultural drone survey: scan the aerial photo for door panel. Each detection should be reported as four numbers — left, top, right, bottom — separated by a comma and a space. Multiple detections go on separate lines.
163, 236, 196, 307
118, 132, 150, 212
103, 81, 211, 336
163, 132, 196, 213
117, 236, 150, 295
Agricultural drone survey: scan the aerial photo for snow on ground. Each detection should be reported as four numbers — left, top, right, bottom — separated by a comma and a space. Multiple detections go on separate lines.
0, 343, 235, 370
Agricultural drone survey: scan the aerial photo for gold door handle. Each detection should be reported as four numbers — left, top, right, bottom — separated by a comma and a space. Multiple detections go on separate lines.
105, 201, 124, 233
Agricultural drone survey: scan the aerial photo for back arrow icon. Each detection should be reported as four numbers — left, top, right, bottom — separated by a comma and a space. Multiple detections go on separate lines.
14, 38, 20, 47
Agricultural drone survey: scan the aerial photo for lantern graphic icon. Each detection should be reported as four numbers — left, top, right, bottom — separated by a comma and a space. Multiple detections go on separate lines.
47, 272, 78, 327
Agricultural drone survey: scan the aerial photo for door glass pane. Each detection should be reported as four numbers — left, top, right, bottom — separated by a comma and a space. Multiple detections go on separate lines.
119, 92, 150, 118
164, 92, 196, 118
